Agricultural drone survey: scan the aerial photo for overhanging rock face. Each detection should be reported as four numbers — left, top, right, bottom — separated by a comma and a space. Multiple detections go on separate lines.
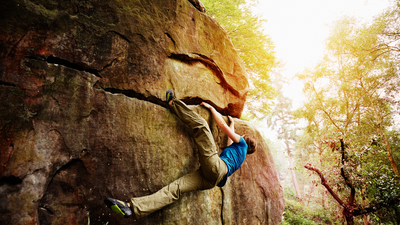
0, 0, 284, 224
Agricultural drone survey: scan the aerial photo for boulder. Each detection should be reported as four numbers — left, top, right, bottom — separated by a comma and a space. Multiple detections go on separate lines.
188, 0, 206, 13
0, 0, 284, 224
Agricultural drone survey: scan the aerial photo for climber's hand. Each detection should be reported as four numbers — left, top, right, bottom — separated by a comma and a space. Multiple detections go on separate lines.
228, 116, 234, 128
201, 102, 212, 110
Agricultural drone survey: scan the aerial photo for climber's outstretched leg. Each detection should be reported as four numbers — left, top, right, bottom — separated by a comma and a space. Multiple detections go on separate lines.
129, 90, 227, 219
105, 90, 227, 219
129, 167, 216, 218
167, 90, 226, 184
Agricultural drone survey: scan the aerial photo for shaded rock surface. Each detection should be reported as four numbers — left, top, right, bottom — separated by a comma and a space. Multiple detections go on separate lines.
0, 0, 284, 224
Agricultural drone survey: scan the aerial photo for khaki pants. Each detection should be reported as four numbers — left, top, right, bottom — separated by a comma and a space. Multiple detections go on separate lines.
130, 99, 227, 219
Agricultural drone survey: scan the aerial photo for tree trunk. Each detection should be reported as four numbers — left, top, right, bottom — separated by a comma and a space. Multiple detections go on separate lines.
344, 209, 354, 225
286, 142, 303, 203
363, 215, 371, 225
394, 206, 400, 225
380, 130, 400, 177
360, 80, 399, 177
306, 181, 315, 206
318, 141, 325, 209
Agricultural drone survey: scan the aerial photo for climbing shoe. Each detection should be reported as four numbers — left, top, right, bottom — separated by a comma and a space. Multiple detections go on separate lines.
104, 198, 132, 218
166, 89, 175, 109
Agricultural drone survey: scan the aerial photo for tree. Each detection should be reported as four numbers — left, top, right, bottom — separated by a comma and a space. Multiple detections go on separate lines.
202, 0, 278, 118
305, 137, 400, 225
267, 71, 303, 203
295, 8, 400, 224
293, 115, 336, 210
296, 12, 399, 174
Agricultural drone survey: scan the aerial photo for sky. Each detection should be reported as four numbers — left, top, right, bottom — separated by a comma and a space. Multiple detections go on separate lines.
250, 0, 393, 144
253, 0, 392, 109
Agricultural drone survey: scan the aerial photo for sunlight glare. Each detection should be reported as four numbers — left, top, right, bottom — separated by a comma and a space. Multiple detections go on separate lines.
253, 0, 391, 109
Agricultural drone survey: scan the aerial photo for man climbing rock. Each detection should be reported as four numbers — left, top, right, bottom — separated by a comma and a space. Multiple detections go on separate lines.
104, 89, 257, 219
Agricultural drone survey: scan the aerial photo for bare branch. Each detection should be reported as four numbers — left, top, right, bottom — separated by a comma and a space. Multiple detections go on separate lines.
304, 164, 346, 207
310, 83, 344, 135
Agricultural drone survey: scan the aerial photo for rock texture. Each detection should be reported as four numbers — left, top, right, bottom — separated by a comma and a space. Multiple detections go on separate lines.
0, 0, 284, 224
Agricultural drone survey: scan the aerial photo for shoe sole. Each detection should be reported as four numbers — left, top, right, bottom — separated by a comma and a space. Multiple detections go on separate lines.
166, 89, 174, 109
104, 198, 131, 218
111, 204, 126, 217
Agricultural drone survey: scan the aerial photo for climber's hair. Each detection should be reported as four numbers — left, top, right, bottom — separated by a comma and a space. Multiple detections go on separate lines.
243, 134, 257, 154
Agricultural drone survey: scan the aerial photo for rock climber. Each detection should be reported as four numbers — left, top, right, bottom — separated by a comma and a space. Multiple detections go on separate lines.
104, 89, 257, 219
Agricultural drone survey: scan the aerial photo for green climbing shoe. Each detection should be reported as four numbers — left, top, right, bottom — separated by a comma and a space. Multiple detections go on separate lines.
104, 198, 132, 218
166, 89, 175, 109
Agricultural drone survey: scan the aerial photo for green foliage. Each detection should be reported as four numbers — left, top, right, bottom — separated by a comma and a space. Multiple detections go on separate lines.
293, 1, 400, 222
282, 189, 334, 225
202, 0, 278, 118
282, 200, 318, 225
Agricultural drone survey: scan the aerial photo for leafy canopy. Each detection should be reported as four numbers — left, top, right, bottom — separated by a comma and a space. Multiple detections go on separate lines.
294, 6, 400, 221
202, 0, 278, 118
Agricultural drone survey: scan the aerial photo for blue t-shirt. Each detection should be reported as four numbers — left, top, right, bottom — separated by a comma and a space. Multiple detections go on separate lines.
217, 136, 248, 187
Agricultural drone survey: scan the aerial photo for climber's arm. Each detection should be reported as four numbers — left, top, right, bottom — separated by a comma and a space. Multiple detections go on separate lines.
227, 116, 234, 146
201, 102, 241, 143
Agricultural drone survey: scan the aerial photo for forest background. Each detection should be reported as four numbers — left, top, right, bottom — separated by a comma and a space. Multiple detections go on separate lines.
202, 0, 400, 224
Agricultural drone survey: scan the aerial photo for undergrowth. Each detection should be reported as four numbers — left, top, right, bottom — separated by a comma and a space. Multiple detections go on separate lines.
282, 188, 335, 225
